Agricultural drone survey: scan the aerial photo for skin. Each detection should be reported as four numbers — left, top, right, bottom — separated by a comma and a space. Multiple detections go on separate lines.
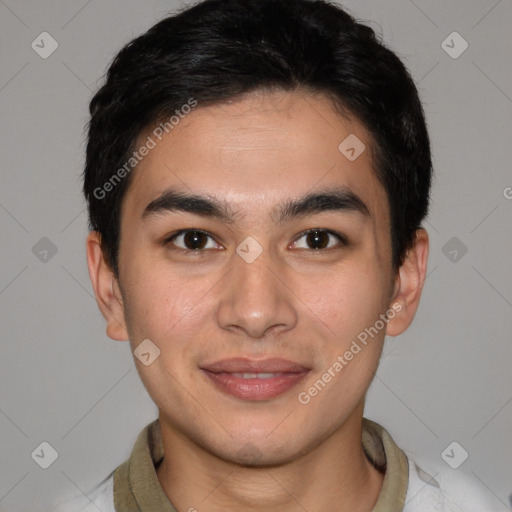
87, 89, 429, 512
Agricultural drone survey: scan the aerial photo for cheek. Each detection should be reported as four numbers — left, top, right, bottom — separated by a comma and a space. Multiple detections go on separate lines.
305, 264, 388, 339
302, 270, 388, 401
122, 258, 205, 335
121, 261, 219, 385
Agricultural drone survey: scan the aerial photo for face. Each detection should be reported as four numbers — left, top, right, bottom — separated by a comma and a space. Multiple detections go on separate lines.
88, 89, 427, 465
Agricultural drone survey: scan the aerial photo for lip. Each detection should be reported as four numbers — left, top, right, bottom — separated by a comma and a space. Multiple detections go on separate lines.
200, 358, 311, 401
200, 357, 310, 373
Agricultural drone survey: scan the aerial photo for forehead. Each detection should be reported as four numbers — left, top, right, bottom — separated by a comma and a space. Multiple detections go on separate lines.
122, 90, 389, 227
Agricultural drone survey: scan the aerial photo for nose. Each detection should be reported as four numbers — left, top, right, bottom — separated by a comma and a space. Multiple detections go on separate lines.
216, 244, 298, 339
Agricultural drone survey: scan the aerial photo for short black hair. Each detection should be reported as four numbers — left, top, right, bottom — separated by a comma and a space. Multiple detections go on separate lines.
83, 0, 432, 277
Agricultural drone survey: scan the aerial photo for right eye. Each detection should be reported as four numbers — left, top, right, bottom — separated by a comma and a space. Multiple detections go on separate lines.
164, 229, 223, 253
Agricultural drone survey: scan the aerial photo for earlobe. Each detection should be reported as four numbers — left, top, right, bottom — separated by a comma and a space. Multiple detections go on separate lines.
86, 231, 129, 341
385, 228, 429, 337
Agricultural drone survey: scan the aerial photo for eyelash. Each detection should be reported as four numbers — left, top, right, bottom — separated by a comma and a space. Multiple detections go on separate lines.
162, 228, 348, 255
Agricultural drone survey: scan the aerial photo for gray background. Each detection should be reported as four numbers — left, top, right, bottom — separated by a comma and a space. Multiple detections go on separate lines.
1, 0, 511, 510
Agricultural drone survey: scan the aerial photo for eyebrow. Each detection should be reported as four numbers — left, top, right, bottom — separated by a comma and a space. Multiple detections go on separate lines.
141, 186, 371, 225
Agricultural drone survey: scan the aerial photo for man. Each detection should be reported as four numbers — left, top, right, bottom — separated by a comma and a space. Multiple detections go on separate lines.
54, 0, 498, 510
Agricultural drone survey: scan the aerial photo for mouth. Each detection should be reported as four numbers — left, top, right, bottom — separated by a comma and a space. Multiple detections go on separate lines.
200, 358, 311, 401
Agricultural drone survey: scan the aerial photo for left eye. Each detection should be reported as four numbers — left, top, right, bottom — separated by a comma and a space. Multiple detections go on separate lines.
292, 229, 345, 250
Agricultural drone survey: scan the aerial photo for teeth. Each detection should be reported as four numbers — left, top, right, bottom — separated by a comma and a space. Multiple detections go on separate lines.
231, 372, 283, 379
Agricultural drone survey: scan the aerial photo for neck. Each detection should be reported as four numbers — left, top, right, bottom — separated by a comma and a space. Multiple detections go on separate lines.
156, 407, 384, 512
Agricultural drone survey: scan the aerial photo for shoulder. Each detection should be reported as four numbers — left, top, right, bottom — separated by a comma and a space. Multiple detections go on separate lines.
51, 474, 114, 512
404, 452, 502, 512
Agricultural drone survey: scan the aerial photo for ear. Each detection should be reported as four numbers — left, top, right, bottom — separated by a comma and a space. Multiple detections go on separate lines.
385, 228, 429, 337
86, 231, 129, 341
